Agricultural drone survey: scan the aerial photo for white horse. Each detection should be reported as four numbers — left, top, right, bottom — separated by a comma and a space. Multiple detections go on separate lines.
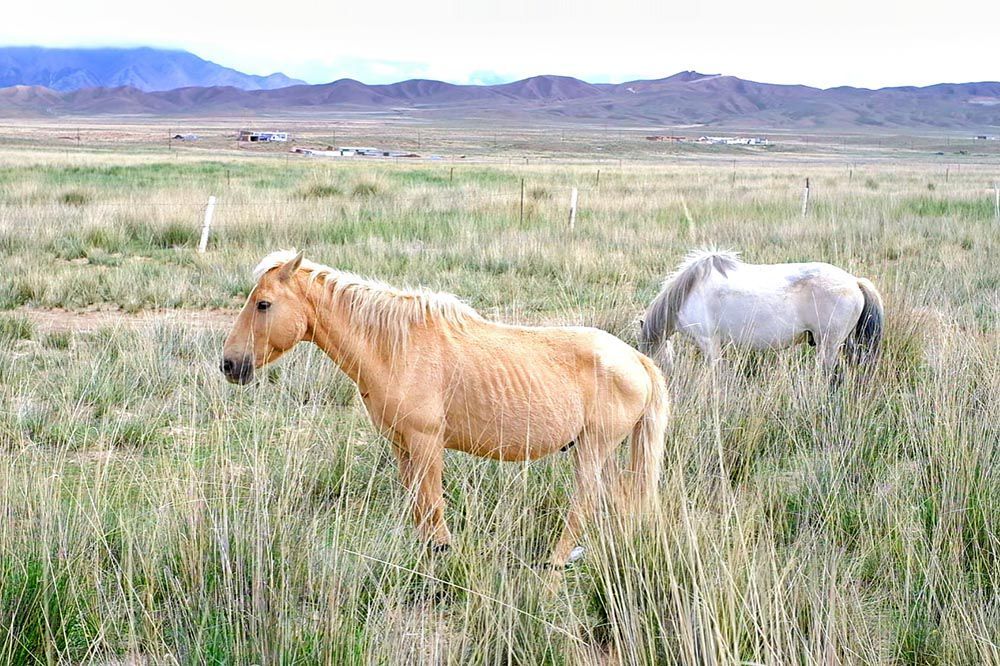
639, 249, 884, 372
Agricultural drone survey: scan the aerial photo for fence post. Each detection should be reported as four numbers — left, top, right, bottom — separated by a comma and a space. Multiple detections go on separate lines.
569, 188, 578, 230
519, 178, 525, 224
994, 182, 999, 220
198, 195, 217, 253
596, 170, 601, 188
801, 178, 810, 217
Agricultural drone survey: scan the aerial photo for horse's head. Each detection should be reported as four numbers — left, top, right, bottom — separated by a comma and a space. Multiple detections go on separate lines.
221, 250, 311, 384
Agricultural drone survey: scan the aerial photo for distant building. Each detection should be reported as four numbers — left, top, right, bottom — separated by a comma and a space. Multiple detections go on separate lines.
172, 133, 198, 141
698, 136, 769, 146
973, 134, 998, 140
646, 135, 685, 142
291, 146, 419, 158
239, 130, 289, 143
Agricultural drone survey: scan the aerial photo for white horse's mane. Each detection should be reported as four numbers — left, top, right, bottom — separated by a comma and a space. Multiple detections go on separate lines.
639, 248, 741, 354
253, 250, 482, 347
675, 247, 741, 274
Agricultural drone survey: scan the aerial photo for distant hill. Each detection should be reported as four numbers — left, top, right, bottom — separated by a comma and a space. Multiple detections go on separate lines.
0, 61, 998, 130
0, 47, 304, 92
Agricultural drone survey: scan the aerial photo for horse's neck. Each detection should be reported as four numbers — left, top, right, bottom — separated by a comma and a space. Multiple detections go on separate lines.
301, 276, 389, 386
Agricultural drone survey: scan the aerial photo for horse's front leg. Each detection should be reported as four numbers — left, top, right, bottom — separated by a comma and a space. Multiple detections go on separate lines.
695, 334, 722, 366
397, 430, 452, 551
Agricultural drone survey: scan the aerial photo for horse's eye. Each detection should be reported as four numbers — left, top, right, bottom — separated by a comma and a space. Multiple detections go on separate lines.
257, 301, 272, 312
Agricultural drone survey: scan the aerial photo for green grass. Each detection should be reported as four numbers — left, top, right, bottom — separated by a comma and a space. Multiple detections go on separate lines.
0, 147, 997, 664
0, 313, 33, 344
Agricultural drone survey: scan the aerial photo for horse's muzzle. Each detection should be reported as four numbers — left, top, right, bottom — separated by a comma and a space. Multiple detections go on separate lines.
220, 355, 254, 384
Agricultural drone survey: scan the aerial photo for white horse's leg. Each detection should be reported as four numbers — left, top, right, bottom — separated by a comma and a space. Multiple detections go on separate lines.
815, 307, 858, 388
698, 335, 722, 366
817, 338, 842, 372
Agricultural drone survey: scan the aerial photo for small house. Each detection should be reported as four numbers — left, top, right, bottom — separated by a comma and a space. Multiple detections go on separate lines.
239, 130, 289, 143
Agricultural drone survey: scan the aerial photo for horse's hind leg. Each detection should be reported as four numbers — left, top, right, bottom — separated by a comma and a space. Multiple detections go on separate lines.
817, 325, 854, 390
548, 433, 616, 568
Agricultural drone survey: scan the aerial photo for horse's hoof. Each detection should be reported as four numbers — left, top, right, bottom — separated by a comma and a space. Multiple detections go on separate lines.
567, 546, 585, 565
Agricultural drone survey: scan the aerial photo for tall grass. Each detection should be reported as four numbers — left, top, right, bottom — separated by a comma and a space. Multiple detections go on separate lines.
0, 147, 997, 664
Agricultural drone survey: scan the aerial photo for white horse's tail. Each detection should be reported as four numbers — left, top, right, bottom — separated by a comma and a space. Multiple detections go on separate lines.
639, 249, 739, 356
847, 278, 884, 366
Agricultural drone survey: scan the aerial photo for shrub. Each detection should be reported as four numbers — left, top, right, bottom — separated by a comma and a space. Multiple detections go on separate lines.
0, 314, 33, 344
351, 182, 380, 197
297, 183, 343, 199
59, 190, 90, 206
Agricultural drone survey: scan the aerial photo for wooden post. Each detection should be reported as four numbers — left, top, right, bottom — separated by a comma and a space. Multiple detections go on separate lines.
569, 188, 578, 230
198, 195, 217, 253
994, 182, 999, 220
596, 169, 601, 188
519, 178, 525, 224
449, 167, 454, 183
801, 178, 810, 217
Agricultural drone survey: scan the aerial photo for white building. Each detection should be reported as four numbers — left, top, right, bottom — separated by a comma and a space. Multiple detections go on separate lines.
238, 130, 289, 143
698, 136, 769, 145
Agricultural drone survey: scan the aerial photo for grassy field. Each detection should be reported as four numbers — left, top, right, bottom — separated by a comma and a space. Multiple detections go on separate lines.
0, 138, 997, 664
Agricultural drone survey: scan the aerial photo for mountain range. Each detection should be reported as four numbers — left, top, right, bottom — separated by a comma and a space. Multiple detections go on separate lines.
0, 47, 303, 92
0, 47, 998, 130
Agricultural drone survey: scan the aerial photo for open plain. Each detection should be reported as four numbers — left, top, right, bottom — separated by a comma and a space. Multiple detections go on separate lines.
0, 121, 997, 664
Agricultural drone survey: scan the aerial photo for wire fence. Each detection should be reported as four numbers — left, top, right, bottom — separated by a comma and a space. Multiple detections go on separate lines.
1, 178, 998, 228
0, 183, 997, 206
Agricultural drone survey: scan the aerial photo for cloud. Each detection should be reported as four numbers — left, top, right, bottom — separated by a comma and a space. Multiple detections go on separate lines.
2, 0, 999, 89
289, 58, 430, 85
466, 70, 510, 86
283, 58, 514, 86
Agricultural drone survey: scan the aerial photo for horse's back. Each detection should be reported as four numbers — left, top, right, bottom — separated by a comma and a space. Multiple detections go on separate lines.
437, 322, 652, 459
683, 261, 864, 349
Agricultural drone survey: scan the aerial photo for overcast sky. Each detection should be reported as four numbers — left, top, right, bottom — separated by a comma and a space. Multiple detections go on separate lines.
3, 0, 997, 88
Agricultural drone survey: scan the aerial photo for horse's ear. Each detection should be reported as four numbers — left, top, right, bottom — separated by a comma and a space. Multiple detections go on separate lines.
277, 250, 304, 281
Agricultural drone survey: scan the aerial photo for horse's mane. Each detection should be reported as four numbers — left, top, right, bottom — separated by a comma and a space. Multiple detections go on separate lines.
639, 248, 741, 354
254, 250, 482, 348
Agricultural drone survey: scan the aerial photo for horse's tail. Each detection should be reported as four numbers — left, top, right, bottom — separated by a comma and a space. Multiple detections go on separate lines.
625, 354, 670, 513
847, 278, 885, 366
639, 249, 739, 357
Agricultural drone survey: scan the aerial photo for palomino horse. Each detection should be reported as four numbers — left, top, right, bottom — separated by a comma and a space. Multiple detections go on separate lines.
221, 250, 669, 568
640, 249, 884, 372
